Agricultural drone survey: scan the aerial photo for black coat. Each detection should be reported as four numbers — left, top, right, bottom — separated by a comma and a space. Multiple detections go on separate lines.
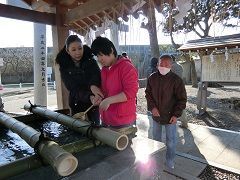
56, 45, 101, 114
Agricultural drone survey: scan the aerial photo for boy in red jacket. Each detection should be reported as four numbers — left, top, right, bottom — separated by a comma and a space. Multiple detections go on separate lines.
91, 36, 138, 129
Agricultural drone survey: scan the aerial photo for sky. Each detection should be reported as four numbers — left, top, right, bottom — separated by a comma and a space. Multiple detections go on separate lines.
0, 0, 239, 48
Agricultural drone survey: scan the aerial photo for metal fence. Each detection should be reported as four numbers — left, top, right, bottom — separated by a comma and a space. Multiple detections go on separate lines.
2, 81, 56, 90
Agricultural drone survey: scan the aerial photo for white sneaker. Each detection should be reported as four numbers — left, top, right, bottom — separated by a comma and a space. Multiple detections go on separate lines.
164, 162, 174, 172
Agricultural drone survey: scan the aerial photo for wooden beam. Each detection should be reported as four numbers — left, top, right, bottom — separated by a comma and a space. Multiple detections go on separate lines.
42, 0, 55, 5
59, 0, 76, 6
64, 0, 135, 24
0, 3, 56, 25
31, 0, 46, 10
31, 0, 54, 13
22, 0, 32, 6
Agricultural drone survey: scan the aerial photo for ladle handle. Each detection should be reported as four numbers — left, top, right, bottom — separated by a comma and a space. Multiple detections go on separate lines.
83, 104, 94, 115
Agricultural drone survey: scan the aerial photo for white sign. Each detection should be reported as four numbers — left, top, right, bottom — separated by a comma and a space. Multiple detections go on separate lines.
202, 53, 240, 82
47, 67, 52, 75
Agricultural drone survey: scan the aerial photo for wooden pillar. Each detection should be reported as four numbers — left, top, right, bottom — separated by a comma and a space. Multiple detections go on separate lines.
110, 22, 119, 53
196, 51, 207, 114
52, 5, 69, 109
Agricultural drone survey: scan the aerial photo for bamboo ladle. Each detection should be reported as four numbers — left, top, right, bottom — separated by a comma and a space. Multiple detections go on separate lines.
72, 104, 94, 120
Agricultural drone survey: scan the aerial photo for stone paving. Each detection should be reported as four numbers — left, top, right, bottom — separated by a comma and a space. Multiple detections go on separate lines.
137, 114, 240, 176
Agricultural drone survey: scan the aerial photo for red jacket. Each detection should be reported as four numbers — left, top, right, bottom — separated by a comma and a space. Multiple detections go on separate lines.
101, 58, 138, 126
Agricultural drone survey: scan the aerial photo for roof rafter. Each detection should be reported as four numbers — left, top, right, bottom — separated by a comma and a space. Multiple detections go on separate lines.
79, 19, 91, 29
73, 22, 88, 33
87, 17, 94, 23
93, 14, 104, 24
103, 10, 114, 21
64, 0, 136, 24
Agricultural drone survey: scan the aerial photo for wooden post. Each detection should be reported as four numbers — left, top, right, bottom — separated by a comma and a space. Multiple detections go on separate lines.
110, 22, 120, 53
197, 51, 208, 114
52, 5, 69, 109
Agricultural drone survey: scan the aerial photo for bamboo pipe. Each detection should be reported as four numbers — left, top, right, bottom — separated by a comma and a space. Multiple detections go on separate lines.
0, 112, 78, 177
24, 104, 129, 151
0, 139, 95, 179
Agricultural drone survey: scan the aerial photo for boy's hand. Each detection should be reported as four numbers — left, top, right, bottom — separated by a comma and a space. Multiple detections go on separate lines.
90, 85, 104, 98
99, 98, 111, 111
90, 95, 102, 106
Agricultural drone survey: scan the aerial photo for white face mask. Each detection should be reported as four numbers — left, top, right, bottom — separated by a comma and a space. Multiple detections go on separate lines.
158, 67, 170, 75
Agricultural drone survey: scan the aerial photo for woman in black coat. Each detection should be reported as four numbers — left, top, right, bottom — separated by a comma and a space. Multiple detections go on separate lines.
56, 35, 102, 125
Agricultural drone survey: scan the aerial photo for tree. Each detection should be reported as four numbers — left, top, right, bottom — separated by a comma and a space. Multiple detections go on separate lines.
140, 1, 160, 58
161, 0, 240, 87
136, 0, 163, 78
0, 48, 33, 83
163, 0, 239, 38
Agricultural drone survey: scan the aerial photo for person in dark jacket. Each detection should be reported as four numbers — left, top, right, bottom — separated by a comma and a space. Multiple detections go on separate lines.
147, 57, 158, 77
146, 57, 158, 139
145, 54, 187, 169
55, 35, 103, 125
171, 55, 188, 128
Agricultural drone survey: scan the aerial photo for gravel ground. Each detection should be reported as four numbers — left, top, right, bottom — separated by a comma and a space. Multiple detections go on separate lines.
137, 85, 240, 132
199, 165, 240, 180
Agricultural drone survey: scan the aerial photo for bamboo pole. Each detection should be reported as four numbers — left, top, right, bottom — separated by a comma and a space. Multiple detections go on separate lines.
0, 139, 94, 179
24, 103, 129, 151
0, 112, 78, 177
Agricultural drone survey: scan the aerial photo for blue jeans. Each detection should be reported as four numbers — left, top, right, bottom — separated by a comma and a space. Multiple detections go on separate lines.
152, 120, 177, 168
147, 111, 153, 139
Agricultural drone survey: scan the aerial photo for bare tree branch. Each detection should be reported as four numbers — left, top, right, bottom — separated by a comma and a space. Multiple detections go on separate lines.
193, 28, 203, 38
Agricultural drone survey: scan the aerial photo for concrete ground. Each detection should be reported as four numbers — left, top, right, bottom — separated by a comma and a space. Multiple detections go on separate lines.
137, 114, 240, 175
1, 87, 240, 179
1, 87, 57, 114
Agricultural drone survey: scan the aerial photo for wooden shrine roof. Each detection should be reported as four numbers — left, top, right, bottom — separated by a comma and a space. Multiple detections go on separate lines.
0, 0, 173, 36
178, 33, 240, 52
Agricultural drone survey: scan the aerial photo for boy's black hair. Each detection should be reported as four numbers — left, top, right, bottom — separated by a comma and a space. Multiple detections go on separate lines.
91, 36, 117, 57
